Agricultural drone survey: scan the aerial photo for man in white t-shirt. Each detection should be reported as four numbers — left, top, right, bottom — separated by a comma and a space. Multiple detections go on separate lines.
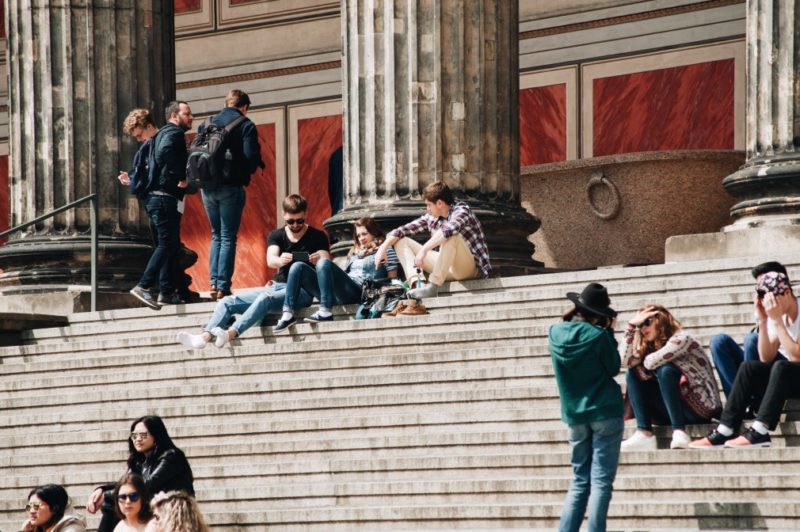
690, 271, 800, 448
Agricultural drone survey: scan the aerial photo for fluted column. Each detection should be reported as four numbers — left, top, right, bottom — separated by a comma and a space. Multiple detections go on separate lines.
0, 1, 175, 292
329, 0, 540, 274
723, 0, 800, 223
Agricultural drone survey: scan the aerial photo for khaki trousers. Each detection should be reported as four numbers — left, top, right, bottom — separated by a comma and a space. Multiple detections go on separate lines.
394, 234, 480, 286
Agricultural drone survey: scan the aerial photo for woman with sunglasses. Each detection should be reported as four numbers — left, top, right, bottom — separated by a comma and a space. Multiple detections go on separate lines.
23, 484, 86, 532
150, 491, 210, 532
86, 416, 194, 532
620, 304, 722, 450
277, 216, 399, 329
112, 474, 156, 532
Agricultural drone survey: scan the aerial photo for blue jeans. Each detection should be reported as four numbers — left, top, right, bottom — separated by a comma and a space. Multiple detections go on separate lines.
139, 194, 181, 296
283, 259, 362, 311
202, 186, 246, 292
710, 332, 760, 397
559, 417, 623, 532
626, 364, 705, 430
204, 282, 312, 335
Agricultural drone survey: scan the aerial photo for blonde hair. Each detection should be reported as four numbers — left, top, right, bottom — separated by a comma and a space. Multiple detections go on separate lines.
633, 304, 683, 354
151, 491, 209, 532
122, 109, 155, 135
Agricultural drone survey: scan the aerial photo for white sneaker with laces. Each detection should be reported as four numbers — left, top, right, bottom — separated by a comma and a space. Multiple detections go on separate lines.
176, 332, 206, 350
670, 429, 691, 449
621, 430, 657, 451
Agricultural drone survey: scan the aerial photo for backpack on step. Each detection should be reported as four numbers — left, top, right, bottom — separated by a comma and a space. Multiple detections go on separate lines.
128, 131, 161, 199
186, 115, 247, 191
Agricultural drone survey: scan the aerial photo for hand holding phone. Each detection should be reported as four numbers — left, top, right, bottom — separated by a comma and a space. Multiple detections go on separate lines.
292, 251, 310, 263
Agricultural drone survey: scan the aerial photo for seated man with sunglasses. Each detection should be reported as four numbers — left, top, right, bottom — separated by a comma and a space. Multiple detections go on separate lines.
176, 194, 330, 348
690, 270, 800, 448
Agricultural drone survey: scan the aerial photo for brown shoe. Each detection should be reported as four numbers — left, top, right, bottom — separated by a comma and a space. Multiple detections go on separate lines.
401, 300, 427, 315
208, 285, 218, 301
382, 302, 407, 317
216, 289, 232, 300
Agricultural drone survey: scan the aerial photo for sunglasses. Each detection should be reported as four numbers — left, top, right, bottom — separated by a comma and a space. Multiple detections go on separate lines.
285, 218, 305, 226
130, 431, 150, 441
641, 318, 654, 327
118, 492, 141, 503
26, 502, 43, 512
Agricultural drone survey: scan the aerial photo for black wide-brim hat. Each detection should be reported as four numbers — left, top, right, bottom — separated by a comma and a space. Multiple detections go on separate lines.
566, 282, 617, 318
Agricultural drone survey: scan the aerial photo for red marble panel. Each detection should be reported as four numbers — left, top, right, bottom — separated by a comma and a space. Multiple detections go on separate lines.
175, 0, 203, 13
0, 156, 8, 248
230, 0, 260, 4
593, 59, 735, 156
181, 123, 278, 291
0, 3, 4, 39
298, 114, 342, 232
519, 84, 567, 166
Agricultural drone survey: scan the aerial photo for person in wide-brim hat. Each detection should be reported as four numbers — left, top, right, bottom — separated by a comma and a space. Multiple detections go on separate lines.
566, 282, 617, 318
548, 281, 623, 532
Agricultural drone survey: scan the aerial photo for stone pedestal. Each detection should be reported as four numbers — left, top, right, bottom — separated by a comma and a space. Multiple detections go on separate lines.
668, 0, 800, 261
327, 0, 540, 275
0, 2, 175, 293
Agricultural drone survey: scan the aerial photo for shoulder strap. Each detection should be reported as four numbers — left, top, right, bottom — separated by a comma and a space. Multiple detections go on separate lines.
223, 115, 247, 133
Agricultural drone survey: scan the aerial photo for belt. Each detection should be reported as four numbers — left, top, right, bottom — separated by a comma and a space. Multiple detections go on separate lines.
149, 190, 176, 199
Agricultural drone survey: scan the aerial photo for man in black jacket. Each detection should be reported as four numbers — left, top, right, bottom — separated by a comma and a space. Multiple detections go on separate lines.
200, 89, 264, 301
129, 101, 194, 310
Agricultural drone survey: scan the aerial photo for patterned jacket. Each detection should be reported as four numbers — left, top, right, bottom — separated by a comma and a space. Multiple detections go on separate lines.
622, 327, 722, 419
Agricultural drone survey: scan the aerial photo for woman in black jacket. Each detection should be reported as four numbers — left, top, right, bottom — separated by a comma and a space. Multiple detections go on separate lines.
86, 416, 194, 532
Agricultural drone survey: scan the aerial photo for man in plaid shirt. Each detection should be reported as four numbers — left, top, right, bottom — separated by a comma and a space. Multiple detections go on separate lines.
374, 182, 491, 299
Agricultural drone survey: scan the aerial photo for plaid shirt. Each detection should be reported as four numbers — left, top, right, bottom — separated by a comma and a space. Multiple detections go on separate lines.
389, 201, 491, 277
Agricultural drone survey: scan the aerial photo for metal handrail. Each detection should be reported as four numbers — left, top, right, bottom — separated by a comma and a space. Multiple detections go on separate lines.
0, 193, 99, 311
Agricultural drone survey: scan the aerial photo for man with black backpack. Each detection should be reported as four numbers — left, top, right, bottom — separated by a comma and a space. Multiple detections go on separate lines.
122, 102, 194, 310
188, 89, 264, 301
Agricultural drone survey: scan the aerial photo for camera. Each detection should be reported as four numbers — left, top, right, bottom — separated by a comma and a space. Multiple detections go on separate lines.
756, 288, 767, 299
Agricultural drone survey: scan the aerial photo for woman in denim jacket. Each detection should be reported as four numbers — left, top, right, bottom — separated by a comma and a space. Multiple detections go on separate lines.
278, 217, 398, 329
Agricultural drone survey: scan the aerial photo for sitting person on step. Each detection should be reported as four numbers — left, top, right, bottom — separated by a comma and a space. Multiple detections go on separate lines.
86, 416, 194, 532
710, 261, 789, 400
23, 484, 86, 532
112, 474, 156, 532
620, 305, 721, 450
690, 271, 800, 448
373, 181, 490, 300
176, 194, 329, 348
276, 216, 398, 331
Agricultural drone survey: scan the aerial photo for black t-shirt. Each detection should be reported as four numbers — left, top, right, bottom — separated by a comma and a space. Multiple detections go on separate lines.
267, 226, 330, 283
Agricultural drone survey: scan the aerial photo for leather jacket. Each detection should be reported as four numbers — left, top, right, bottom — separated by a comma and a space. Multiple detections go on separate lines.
101, 448, 195, 507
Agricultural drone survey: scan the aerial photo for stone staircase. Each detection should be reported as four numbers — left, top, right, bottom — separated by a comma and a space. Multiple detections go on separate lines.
1, 255, 800, 531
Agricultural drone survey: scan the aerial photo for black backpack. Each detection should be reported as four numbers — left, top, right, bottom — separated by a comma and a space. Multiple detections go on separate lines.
128, 131, 161, 199
186, 115, 246, 191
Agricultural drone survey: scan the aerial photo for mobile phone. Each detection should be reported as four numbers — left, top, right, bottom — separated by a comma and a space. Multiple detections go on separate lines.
292, 251, 310, 263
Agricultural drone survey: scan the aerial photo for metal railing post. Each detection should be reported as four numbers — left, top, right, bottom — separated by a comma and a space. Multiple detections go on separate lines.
90, 195, 98, 312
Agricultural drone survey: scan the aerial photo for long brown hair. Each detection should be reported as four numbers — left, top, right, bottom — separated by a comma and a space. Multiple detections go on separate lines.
633, 304, 683, 354
348, 217, 386, 257
113, 473, 153, 523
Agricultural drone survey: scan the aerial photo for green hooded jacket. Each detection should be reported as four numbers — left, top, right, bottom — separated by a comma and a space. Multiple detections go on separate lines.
549, 319, 624, 425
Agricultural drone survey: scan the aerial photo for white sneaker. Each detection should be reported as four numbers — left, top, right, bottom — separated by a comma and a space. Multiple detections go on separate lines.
211, 327, 230, 348
621, 431, 657, 451
670, 429, 691, 449
176, 332, 206, 350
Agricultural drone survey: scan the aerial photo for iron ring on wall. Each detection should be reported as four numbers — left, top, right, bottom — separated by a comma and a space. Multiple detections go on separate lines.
585, 172, 621, 220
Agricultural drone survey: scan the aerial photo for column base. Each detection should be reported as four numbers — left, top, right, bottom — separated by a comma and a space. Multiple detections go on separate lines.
665, 220, 800, 263
324, 199, 543, 276
0, 235, 152, 292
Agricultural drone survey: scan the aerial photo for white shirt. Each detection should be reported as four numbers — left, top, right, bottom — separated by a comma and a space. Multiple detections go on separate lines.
766, 295, 800, 356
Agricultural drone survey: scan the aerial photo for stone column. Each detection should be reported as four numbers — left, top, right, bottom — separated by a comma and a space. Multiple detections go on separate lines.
723, 0, 800, 222
0, 1, 175, 300
666, 0, 800, 261
327, 0, 541, 274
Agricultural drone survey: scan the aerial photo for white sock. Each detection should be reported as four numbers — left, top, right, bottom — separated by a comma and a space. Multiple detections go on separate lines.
717, 424, 734, 436
281, 311, 294, 322
751, 420, 769, 435
316, 308, 332, 318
